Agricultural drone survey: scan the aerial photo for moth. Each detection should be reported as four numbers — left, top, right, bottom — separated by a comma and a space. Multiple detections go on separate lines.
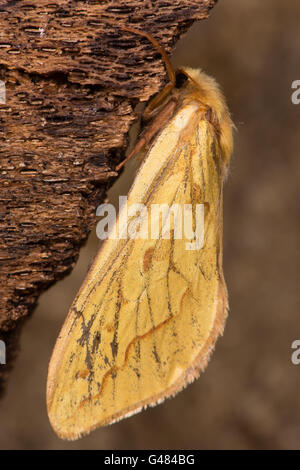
47, 27, 234, 440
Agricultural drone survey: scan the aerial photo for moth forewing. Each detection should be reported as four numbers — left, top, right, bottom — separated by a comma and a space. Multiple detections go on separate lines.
47, 99, 232, 440
47, 30, 234, 441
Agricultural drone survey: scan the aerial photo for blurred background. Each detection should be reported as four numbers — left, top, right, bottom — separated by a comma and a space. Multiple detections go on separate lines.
0, 0, 299, 449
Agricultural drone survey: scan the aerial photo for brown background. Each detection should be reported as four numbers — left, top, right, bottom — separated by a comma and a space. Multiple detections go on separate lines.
0, 0, 300, 449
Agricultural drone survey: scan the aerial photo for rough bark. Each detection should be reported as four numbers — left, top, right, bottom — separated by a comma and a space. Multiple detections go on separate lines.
0, 0, 218, 395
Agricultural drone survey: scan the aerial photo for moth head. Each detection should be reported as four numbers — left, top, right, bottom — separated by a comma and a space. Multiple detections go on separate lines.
176, 67, 225, 108
119, 27, 234, 166
174, 67, 228, 119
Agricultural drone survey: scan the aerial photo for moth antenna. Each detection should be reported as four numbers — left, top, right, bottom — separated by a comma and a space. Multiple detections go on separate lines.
121, 26, 176, 86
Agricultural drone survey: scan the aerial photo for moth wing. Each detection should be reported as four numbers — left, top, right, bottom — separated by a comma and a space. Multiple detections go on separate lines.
47, 103, 228, 440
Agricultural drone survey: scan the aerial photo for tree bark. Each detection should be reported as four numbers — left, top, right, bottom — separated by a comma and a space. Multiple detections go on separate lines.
0, 0, 218, 395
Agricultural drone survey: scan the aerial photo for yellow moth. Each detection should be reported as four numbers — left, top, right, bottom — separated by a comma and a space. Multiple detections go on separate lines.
47, 27, 234, 440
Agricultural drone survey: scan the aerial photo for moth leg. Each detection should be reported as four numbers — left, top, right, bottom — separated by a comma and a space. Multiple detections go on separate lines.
116, 97, 177, 171
142, 82, 175, 120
